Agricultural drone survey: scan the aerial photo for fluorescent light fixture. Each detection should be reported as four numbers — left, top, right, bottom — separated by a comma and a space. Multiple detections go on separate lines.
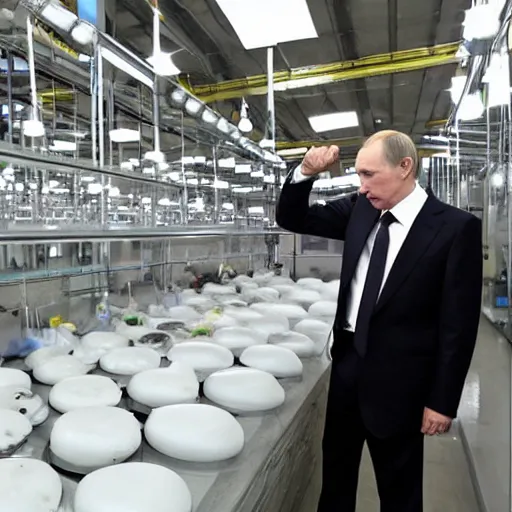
456, 93, 484, 121
180, 156, 195, 165
238, 117, 253, 133
167, 172, 181, 181
215, 0, 318, 50
463, 4, 500, 41
2, 166, 14, 176
264, 174, 276, 183
185, 98, 202, 116
187, 178, 199, 185
81, 176, 95, 182
14, 182, 24, 192
40, 2, 77, 31
235, 164, 252, 174
158, 162, 170, 171
217, 118, 232, 134
109, 128, 140, 143
49, 140, 77, 152
277, 147, 308, 157
491, 173, 505, 187
248, 206, 265, 215
120, 161, 134, 171
251, 170, 264, 178
141, 197, 152, 205
146, 52, 180, 76
158, 198, 172, 206
202, 108, 218, 124
275, 76, 333, 91
129, 158, 140, 166
78, 54, 91, 63
100, 47, 153, 89
222, 202, 234, 210
170, 88, 187, 105
108, 187, 120, 197
71, 21, 95, 46
144, 150, 165, 163
87, 183, 103, 194
194, 156, 207, 164
213, 179, 229, 189
309, 111, 359, 133
449, 75, 467, 104
23, 119, 45, 138
218, 157, 236, 168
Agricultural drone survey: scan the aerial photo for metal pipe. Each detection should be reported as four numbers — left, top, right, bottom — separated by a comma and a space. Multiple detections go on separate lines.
455, 120, 461, 208
152, 6, 161, 155
6, 52, 13, 143
97, 45, 107, 226
212, 145, 219, 223
26, 16, 39, 123
266, 47, 276, 151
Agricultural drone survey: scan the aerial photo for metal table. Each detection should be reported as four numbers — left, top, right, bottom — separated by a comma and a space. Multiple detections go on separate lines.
10, 357, 331, 512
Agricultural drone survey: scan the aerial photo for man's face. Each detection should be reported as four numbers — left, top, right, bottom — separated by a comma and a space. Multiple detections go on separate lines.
355, 140, 411, 211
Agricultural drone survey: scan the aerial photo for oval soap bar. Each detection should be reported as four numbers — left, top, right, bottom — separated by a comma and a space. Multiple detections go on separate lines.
240, 345, 303, 378
99, 347, 161, 376
145, 403, 244, 463
74, 462, 192, 512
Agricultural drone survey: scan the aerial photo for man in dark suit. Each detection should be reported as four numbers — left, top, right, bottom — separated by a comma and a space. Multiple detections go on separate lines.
276, 130, 483, 512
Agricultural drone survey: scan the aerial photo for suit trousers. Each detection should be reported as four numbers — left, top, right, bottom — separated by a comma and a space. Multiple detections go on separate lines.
318, 334, 424, 512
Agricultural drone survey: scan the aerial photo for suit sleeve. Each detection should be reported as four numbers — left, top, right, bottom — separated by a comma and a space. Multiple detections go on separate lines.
427, 215, 483, 418
276, 168, 356, 241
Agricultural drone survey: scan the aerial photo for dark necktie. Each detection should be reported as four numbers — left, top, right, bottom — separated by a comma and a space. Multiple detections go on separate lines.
353, 211, 397, 357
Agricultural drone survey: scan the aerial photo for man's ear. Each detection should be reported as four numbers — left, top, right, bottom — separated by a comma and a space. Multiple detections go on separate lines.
400, 157, 414, 179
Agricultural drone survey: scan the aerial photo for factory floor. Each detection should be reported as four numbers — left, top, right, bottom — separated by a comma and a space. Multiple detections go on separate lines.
355, 431, 480, 512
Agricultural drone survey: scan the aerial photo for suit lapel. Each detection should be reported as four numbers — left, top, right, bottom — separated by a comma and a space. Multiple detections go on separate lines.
341, 197, 380, 289
375, 195, 446, 313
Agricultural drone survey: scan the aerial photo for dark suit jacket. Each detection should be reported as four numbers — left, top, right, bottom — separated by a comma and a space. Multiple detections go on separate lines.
276, 176, 483, 437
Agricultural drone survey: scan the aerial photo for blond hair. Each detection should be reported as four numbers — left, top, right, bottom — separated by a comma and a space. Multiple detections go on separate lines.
363, 130, 419, 178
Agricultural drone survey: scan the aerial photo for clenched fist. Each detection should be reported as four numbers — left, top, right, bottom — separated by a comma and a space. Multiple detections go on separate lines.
301, 145, 340, 176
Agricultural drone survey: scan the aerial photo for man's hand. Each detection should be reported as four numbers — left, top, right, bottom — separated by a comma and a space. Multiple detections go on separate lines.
302, 145, 340, 176
421, 407, 452, 436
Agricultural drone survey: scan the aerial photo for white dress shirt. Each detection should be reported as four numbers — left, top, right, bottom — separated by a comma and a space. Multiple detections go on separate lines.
290, 166, 428, 331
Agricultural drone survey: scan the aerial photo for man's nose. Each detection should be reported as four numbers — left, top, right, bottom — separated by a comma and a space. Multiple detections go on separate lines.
359, 181, 368, 195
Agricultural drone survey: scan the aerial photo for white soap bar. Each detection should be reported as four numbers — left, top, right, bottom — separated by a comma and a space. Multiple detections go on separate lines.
0, 408, 32, 452
309, 300, 337, 318
212, 326, 266, 355
267, 276, 295, 287
25, 346, 72, 370
202, 283, 236, 296
286, 288, 323, 309
0, 386, 49, 426
167, 342, 234, 373
81, 331, 130, 351
322, 279, 341, 301
0, 458, 62, 512
242, 287, 280, 304
244, 314, 289, 339
182, 296, 216, 312
167, 305, 201, 321
49, 375, 122, 413
223, 307, 263, 323
99, 347, 161, 376
50, 406, 141, 471
250, 302, 308, 322
268, 331, 316, 358
74, 462, 192, 512
0, 367, 31, 389
294, 319, 331, 355
145, 403, 244, 463
33, 355, 92, 386
127, 363, 199, 408
297, 277, 326, 292
240, 345, 303, 378
204, 367, 285, 413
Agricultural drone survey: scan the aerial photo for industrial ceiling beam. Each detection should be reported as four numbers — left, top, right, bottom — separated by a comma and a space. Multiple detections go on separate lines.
182, 42, 461, 103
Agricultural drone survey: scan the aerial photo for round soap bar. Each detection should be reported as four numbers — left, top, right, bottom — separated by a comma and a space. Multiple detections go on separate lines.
0, 458, 62, 512
322, 280, 340, 301
212, 327, 266, 355
0, 409, 32, 452
167, 342, 234, 376
81, 331, 129, 352
0, 386, 49, 426
167, 305, 201, 321
127, 363, 199, 408
0, 367, 31, 389
99, 347, 161, 376
204, 367, 285, 413
49, 375, 122, 413
25, 345, 72, 370
145, 403, 244, 463
33, 355, 91, 386
240, 345, 303, 378
223, 307, 263, 323
286, 288, 323, 309
297, 277, 326, 292
244, 314, 289, 340
50, 406, 141, 472
74, 462, 192, 512
294, 319, 331, 355
268, 331, 316, 358
250, 303, 308, 328
308, 301, 337, 318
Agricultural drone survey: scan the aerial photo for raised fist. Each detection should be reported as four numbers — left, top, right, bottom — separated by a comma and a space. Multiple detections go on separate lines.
301, 145, 340, 176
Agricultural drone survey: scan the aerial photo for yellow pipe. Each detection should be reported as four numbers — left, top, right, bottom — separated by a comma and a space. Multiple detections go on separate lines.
425, 118, 448, 128
186, 42, 460, 103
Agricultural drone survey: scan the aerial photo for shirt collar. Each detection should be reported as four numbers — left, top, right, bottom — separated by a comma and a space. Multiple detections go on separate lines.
382, 183, 428, 230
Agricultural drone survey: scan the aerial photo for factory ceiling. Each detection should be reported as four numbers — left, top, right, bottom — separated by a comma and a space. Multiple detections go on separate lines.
114, 0, 470, 159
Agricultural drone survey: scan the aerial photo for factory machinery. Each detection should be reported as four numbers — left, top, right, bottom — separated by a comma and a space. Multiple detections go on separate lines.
0, 2, 345, 511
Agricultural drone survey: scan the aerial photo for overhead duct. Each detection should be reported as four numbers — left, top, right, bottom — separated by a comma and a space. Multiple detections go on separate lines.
182, 42, 461, 103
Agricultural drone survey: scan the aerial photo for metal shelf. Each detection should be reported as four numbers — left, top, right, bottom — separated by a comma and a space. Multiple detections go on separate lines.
0, 225, 289, 244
